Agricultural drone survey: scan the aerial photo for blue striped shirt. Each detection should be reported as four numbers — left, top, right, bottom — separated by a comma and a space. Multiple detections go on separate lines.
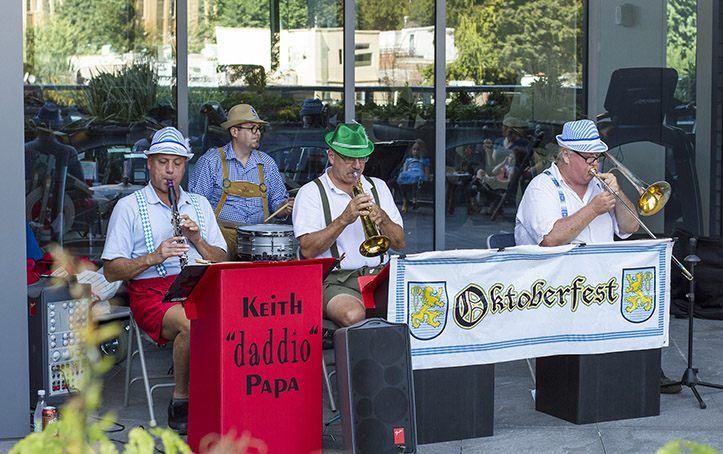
189, 142, 289, 224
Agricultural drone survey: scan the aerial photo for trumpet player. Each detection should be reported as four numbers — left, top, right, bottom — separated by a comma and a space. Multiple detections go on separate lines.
293, 123, 405, 327
102, 127, 227, 434
514, 119, 681, 394
515, 119, 639, 247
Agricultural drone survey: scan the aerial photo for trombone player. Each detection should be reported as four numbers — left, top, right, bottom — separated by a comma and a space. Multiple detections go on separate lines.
514, 118, 681, 394
514, 119, 639, 246
293, 123, 405, 327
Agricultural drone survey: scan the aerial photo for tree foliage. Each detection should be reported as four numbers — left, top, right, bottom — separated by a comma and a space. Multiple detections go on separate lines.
666, 0, 697, 102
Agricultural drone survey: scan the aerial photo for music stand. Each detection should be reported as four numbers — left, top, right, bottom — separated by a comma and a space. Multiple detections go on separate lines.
671, 237, 723, 408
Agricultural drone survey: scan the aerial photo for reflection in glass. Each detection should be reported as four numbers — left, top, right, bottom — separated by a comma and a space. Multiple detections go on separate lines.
23, 0, 176, 258
355, 0, 435, 254
187, 0, 345, 193
445, 0, 582, 250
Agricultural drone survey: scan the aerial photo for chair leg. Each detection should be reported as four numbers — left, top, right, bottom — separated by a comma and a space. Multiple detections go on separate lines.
322, 356, 336, 412
124, 316, 135, 408
133, 320, 158, 427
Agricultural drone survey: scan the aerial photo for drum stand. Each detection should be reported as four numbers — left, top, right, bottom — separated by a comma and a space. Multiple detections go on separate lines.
672, 237, 723, 408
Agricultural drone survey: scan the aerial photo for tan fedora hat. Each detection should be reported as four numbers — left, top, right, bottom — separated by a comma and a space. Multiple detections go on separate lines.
220, 104, 269, 130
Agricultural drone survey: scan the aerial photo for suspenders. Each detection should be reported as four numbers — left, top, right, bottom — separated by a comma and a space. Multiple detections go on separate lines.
214, 147, 269, 220
135, 189, 207, 278
543, 170, 569, 219
313, 175, 381, 260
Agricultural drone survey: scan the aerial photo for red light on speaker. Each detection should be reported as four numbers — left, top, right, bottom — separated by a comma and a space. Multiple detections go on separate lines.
394, 427, 405, 444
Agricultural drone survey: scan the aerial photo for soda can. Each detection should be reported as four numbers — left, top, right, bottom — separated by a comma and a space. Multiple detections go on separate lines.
42, 406, 58, 430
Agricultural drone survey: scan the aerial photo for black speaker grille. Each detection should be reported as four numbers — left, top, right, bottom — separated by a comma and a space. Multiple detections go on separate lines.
340, 321, 417, 453
370, 328, 405, 365
374, 387, 409, 423
352, 359, 383, 396
356, 418, 386, 453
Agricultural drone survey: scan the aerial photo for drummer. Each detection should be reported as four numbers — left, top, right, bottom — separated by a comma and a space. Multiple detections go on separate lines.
190, 103, 294, 258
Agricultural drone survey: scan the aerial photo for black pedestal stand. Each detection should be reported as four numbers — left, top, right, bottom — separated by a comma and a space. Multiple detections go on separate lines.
672, 237, 723, 408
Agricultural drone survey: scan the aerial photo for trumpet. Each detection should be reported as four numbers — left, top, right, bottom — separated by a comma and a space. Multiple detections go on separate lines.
166, 180, 188, 268
588, 164, 691, 280
353, 173, 391, 257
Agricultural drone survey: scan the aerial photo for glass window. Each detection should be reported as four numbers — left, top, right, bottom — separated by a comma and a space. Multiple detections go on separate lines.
187, 0, 345, 196
23, 0, 175, 259
444, 0, 582, 249
355, 0, 435, 255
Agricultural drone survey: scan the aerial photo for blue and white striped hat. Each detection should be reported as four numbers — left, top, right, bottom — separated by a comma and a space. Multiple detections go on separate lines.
145, 127, 194, 159
556, 119, 608, 153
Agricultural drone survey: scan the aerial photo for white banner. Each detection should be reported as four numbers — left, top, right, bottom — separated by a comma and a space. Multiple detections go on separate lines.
388, 239, 672, 370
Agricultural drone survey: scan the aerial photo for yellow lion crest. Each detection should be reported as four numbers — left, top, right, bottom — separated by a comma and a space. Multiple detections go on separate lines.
410, 285, 445, 328
624, 271, 653, 312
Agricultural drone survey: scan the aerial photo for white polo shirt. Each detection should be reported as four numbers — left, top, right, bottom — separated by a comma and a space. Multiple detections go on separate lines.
102, 184, 227, 280
515, 163, 630, 246
293, 169, 403, 270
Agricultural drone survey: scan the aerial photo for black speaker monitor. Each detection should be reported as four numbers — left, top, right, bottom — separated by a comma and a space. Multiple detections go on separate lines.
334, 318, 417, 454
603, 67, 678, 127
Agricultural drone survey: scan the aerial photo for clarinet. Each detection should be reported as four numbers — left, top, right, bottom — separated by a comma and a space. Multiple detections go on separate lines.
166, 180, 188, 268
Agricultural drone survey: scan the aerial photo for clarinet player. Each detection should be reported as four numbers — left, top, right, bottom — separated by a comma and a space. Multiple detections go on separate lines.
102, 127, 227, 434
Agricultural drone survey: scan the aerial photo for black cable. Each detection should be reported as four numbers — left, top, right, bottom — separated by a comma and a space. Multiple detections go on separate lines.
88, 414, 125, 433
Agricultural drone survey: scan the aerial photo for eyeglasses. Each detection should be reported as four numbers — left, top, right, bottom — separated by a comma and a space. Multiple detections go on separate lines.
335, 152, 369, 164
570, 150, 603, 165
234, 125, 265, 134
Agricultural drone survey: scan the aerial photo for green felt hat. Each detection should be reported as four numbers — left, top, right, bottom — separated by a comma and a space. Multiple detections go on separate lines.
325, 123, 374, 157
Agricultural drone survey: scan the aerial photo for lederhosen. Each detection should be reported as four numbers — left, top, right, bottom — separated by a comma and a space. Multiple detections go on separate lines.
215, 147, 269, 258
313, 175, 385, 310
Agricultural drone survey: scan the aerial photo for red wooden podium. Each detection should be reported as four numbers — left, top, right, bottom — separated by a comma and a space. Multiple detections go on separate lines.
169, 258, 334, 453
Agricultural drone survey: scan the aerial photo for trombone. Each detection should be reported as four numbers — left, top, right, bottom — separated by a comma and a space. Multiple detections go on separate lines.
589, 153, 692, 280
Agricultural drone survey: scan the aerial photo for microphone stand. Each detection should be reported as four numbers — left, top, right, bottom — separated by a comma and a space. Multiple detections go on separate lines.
671, 237, 723, 408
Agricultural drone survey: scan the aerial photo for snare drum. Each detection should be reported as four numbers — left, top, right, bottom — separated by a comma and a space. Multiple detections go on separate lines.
236, 224, 298, 261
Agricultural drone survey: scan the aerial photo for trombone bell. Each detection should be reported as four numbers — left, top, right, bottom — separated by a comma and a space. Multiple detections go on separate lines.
638, 181, 671, 216
602, 152, 672, 216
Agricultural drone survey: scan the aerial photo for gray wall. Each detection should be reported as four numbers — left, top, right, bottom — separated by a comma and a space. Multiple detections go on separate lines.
0, 0, 31, 440
588, 0, 668, 233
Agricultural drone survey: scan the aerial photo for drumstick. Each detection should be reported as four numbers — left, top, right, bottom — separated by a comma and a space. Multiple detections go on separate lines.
264, 203, 289, 223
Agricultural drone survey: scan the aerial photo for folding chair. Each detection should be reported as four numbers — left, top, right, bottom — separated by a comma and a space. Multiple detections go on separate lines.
123, 311, 175, 427
487, 232, 516, 249
322, 319, 339, 412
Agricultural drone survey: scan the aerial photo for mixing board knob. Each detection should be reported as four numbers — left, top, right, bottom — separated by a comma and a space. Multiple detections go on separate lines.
62, 302, 67, 309
51, 351, 60, 362
63, 340, 69, 347
49, 326, 55, 333
49, 318, 56, 325
50, 341, 56, 348
49, 310, 55, 317
62, 350, 70, 360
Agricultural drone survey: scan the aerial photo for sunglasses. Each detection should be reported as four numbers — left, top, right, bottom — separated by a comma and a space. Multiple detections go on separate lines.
234, 125, 265, 134
570, 150, 603, 165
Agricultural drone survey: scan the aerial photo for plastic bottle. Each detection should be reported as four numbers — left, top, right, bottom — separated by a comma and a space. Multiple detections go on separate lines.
33, 390, 46, 432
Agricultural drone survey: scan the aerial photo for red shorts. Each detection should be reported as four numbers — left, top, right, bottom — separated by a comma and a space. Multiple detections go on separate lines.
127, 275, 179, 344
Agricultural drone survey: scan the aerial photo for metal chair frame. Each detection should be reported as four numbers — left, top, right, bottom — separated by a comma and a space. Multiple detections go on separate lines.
123, 312, 175, 427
